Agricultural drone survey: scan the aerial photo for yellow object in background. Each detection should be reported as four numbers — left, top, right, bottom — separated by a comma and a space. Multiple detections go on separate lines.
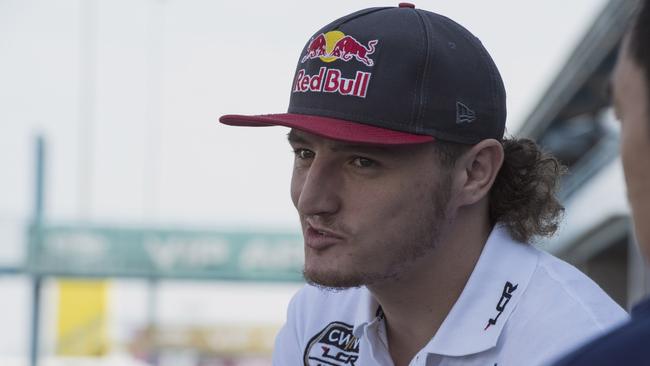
56, 280, 110, 356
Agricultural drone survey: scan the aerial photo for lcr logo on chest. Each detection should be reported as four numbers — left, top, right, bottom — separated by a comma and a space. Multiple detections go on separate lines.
303, 321, 360, 366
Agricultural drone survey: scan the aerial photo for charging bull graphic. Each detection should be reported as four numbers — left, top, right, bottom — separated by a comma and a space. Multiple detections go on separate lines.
301, 33, 328, 63
330, 36, 378, 66
301, 31, 378, 67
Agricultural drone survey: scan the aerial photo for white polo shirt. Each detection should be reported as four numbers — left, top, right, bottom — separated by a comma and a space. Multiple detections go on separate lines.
273, 225, 628, 366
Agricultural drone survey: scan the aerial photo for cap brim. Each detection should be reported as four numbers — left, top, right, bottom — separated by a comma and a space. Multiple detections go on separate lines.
219, 113, 434, 145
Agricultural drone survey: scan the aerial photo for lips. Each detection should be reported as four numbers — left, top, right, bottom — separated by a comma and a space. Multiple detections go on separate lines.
304, 223, 345, 251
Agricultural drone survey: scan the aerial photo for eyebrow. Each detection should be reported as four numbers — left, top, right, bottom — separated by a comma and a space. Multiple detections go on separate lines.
287, 129, 422, 157
287, 130, 380, 151
287, 130, 308, 144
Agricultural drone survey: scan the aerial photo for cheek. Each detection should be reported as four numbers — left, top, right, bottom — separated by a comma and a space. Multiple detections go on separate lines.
620, 118, 650, 190
354, 179, 434, 231
620, 119, 650, 246
290, 169, 304, 208
618, 70, 650, 187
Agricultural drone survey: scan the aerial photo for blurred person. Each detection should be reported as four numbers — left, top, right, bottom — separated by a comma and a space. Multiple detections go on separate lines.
220, 4, 627, 366
552, 0, 650, 364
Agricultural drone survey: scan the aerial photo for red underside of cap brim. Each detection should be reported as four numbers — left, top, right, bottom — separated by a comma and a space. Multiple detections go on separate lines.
219, 113, 434, 145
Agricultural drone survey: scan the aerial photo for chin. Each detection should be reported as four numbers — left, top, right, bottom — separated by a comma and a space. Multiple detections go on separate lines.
303, 267, 365, 290
302, 265, 401, 290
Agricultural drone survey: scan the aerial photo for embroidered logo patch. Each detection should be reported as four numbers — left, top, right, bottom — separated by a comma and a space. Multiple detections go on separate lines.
303, 321, 360, 366
294, 31, 378, 99
293, 67, 371, 98
302, 31, 378, 66
456, 101, 476, 124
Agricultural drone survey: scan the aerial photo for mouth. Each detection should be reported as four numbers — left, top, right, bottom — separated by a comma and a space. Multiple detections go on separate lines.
304, 222, 345, 250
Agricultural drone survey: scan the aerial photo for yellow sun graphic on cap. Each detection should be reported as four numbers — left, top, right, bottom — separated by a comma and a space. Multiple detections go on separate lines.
320, 30, 345, 63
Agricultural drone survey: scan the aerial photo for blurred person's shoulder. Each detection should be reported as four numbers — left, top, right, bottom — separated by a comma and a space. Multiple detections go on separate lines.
550, 297, 650, 365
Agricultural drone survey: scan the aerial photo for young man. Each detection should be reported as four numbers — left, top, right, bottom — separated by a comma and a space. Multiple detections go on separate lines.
553, 1, 650, 364
220, 4, 627, 365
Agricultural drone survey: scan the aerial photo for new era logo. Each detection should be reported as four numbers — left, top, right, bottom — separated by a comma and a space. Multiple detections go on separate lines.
456, 102, 476, 124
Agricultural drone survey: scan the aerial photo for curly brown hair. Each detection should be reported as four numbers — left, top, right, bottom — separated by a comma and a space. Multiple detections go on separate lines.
435, 138, 566, 243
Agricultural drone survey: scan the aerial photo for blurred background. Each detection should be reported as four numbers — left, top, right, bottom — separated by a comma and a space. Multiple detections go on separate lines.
1, 0, 647, 365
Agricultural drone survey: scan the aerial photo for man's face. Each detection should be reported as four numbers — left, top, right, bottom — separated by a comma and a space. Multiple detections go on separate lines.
612, 36, 650, 256
288, 129, 452, 289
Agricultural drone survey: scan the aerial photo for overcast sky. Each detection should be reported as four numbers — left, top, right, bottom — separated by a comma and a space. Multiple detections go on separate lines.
0, 0, 614, 360
0, 0, 609, 257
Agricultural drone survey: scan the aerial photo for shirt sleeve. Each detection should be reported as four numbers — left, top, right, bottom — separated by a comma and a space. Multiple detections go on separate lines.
272, 289, 304, 365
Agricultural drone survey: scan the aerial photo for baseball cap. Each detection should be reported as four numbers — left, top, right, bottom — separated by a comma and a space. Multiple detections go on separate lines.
219, 3, 506, 145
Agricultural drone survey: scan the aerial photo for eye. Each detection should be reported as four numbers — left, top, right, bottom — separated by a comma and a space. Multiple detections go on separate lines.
352, 156, 376, 168
293, 148, 315, 160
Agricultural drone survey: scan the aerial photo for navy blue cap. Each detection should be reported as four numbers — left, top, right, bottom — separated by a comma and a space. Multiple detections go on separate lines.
220, 3, 506, 145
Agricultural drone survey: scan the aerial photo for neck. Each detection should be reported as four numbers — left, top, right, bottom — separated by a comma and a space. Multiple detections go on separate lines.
367, 211, 491, 366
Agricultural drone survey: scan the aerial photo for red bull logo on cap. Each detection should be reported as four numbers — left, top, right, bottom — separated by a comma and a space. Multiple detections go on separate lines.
294, 31, 377, 98
301, 31, 378, 67
293, 67, 371, 98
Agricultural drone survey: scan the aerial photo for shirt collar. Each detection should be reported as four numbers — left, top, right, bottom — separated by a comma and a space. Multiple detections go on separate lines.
352, 287, 381, 338
351, 225, 539, 356
423, 225, 539, 356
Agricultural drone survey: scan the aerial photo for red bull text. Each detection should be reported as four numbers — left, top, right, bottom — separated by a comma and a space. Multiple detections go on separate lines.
293, 67, 371, 98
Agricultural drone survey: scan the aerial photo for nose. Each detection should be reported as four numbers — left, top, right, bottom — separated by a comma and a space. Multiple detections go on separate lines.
292, 154, 342, 218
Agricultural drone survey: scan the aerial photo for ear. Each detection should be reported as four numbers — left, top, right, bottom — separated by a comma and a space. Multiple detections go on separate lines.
455, 139, 504, 207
